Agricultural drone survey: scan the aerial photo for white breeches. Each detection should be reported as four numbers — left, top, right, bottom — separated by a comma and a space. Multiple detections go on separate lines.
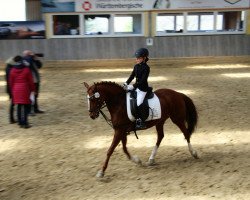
136, 88, 147, 106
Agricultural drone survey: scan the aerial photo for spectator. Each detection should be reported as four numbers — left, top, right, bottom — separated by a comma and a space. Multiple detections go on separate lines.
55, 22, 70, 35
9, 56, 35, 128
5, 57, 16, 124
23, 50, 44, 114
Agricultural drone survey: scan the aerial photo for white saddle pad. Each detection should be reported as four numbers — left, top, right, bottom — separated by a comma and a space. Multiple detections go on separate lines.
126, 92, 161, 122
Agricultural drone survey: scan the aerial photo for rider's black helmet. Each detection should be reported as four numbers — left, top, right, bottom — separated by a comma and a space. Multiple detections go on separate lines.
135, 48, 149, 58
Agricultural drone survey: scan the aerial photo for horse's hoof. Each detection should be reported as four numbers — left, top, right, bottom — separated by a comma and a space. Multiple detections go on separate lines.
131, 155, 142, 165
192, 151, 199, 159
96, 170, 104, 178
147, 159, 155, 166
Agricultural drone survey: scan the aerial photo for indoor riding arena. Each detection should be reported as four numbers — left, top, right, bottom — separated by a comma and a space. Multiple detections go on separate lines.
0, 1, 250, 200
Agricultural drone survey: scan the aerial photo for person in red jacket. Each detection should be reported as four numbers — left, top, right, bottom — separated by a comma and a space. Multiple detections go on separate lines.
9, 56, 35, 128
5, 56, 16, 124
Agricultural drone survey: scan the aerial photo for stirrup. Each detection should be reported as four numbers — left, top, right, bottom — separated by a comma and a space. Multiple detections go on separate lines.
135, 118, 146, 129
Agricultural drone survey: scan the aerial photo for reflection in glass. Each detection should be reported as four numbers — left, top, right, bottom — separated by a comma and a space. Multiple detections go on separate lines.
84, 15, 110, 35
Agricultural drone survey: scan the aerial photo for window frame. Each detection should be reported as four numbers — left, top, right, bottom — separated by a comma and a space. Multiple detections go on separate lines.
83, 14, 111, 36
156, 13, 184, 35
49, 12, 144, 38
113, 13, 143, 35
155, 10, 246, 37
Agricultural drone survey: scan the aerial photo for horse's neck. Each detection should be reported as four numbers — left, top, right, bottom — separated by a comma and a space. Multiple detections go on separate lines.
100, 84, 127, 126
101, 85, 125, 113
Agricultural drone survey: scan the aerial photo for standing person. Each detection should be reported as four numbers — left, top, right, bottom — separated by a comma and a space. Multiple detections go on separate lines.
123, 48, 150, 129
5, 57, 16, 124
23, 50, 44, 114
9, 56, 35, 128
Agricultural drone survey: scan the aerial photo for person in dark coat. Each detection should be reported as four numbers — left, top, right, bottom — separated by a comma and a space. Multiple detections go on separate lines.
9, 56, 35, 128
5, 57, 16, 123
23, 50, 44, 114
123, 48, 150, 129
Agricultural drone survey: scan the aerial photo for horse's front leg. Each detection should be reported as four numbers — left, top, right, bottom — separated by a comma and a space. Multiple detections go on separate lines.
121, 134, 142, 165
96, 130, 122, 178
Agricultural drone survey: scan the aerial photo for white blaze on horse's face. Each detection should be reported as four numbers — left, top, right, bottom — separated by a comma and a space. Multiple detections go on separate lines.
87, 94, 90, 110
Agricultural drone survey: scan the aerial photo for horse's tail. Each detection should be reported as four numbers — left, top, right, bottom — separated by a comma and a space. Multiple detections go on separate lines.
183, 94, 198, 135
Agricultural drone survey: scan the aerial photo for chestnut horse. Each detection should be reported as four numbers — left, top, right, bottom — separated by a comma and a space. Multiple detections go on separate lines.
83, 81, 198, 178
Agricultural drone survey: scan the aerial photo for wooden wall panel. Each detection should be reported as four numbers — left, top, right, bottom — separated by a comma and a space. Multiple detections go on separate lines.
0, 35, 250, 61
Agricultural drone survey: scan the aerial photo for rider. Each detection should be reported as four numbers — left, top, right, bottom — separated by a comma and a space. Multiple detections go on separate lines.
123, 48, 150, 129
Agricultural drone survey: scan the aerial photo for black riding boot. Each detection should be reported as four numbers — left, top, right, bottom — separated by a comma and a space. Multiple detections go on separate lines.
135, 105, 146, 130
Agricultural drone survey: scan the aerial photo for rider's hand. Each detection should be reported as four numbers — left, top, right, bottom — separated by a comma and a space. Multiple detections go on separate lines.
122, 82, 128, 90
127, 85, 134, 91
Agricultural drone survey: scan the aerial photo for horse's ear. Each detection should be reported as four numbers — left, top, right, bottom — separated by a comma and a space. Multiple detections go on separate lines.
83, 82, 89, 89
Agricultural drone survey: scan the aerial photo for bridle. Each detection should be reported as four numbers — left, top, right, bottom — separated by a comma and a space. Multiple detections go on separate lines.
87, 84, 113, 127
86, 83, 139, 138
87, 85, 103, 113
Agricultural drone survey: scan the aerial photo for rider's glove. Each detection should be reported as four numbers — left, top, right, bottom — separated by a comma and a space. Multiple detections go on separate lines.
122, 82, 128, 90
127, 85, 134, 91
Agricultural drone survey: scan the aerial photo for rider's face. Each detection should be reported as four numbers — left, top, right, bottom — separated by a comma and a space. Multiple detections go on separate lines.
135, 57, 144, 64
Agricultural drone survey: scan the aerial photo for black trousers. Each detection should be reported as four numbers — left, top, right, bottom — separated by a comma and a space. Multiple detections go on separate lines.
9, 99, 15, 122
33, 83, 40, 112
17, 104, 30, 125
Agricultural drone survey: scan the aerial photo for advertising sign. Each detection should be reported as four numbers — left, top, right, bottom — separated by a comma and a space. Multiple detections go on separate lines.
41, 0, 75, 12
75, 0, 250, 12
151, 0, 250, 10
41, 0, 250, 13
76, 0, 147, 12
0, 21, 45, 40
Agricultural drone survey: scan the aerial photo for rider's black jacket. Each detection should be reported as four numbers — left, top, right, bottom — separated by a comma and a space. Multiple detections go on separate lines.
126, 62, 150, 92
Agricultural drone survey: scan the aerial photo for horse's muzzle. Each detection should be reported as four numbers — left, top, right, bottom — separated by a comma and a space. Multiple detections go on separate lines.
89, 111, 99, 119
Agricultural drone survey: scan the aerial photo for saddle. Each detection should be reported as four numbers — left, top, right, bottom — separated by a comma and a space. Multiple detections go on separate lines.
126, 87, 161, 122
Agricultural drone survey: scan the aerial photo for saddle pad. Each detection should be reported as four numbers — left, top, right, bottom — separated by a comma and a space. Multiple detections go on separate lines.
126, 92, 161, 122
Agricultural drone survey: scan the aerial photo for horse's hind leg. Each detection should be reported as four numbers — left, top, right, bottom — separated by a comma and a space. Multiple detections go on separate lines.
175, 121, 198, 159
148, 122, 165, 166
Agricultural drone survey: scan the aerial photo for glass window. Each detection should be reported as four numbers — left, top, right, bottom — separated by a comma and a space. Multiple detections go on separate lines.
187, 12, 214, 32
200, 14, 214, 31
156, 11, 246, 36
216, 14, 224, 31
217, 11, 245, 32
84, 15, 110, 35
176, 16, 184, 32
53, 15, 79, 35
156, 13, 184, 33
114, 14, 142, 34
187, 14, 199, 31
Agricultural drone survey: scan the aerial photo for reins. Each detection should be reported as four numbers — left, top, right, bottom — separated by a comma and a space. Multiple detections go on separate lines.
88, 82, 139, 139
99, 104, 113, 128
98, 94, 139, 139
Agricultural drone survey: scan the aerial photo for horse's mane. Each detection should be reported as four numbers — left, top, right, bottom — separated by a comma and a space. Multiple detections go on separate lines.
94, 81, 125, 92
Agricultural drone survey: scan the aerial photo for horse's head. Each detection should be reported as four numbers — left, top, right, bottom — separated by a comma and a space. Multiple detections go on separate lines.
83, 82, 105, 119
